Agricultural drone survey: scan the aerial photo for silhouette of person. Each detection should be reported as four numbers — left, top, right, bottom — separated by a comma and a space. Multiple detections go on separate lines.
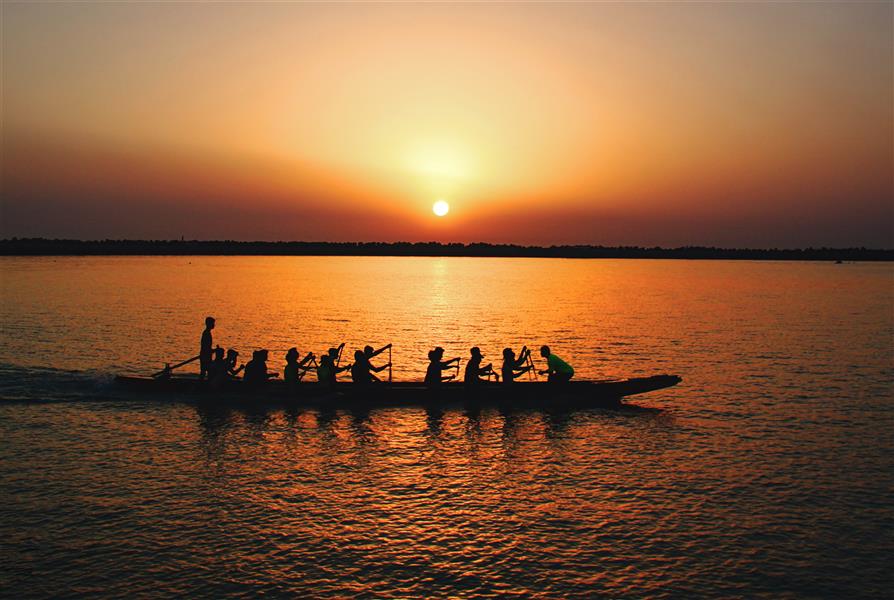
284, 347, 315, 385
318, 352, 350, 388
501, 346, 532, 384
208, 346, 227, 387
424, 346, 460, 386
351, 349, 390, 385
538, 345, 574, 383
199, 316, 215, 380
464, 346, 496, 385
225, 349, 244, 378
244, 349, 278, 386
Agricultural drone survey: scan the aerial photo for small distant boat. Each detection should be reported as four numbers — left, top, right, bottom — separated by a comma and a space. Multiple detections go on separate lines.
113, 374, 682, 409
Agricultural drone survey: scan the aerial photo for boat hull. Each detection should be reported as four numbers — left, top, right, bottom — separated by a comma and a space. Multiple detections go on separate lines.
113, 375, 682, 409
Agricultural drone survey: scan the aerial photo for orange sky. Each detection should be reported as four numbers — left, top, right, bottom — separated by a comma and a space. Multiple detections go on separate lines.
2, 2, 892, 246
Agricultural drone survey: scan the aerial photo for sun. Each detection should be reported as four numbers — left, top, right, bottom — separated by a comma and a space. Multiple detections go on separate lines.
432, 200, 450, 217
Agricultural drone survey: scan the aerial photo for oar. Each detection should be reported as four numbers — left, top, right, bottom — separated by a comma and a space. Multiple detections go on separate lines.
388, 344, 393, 383
526, 351, 539, 381
335, 342, 345, 367
298, 355, 318, 382
152, 355, 199, 378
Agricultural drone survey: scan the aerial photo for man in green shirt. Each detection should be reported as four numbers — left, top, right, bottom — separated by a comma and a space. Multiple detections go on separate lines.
539, 345, 574, 383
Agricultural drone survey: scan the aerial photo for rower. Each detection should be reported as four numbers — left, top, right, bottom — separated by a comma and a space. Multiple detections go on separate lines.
199, 316, 215, 381
464, 347, 496, 385
208, 347, 228, 387
244, 349, 278, 386
225, 349, 244, 378
425, 347, 460, 387
351, 349, 390, 385
501, 346, 532, 384
538, 345, 574, 383
283, 347, 315, 385
318, 352, 350, 388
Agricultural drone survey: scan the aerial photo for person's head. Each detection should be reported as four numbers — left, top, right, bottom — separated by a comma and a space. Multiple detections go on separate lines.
226, 349, 238, 359
470, 347, 482, 358
540, 345, 550, 358
328, 347, 339, 359
214, 347, 224, 360
320, 354, 332, 366
503, 347, 514, 359
364, 345, 374, 357
355, 350, 365, 361
259, 349, 269, 361
433, 346, 445, 359
427, 349, 436, 361
205, 316, 215, 329
286, 347, 299, 363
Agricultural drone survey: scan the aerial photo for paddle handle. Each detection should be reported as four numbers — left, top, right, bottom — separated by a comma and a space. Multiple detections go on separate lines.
152, 355, 200, 378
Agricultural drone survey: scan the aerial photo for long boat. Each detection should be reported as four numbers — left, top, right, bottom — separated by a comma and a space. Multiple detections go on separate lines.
113, 374, 682, 409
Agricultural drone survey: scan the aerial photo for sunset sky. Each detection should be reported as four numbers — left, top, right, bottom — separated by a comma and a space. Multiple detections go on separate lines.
2, 2, 892, 247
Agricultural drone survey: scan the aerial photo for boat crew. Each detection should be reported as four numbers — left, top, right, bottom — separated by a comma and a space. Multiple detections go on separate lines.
351, 349, 390, 385
501, 346, 532, 384
244, 349, 278, 386
425, 347, 460, 386
283, 348, 315, 385
199, 316, 215, 381
538, 345, 574, 383
464, 347, 496, 385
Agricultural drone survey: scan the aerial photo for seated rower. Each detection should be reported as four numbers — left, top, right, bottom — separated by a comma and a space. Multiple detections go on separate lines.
501, 346, 532, 384
317, 353, 350, 388
464, 346, 496, 385
244, 349, 279, 386
283, 347, 315, 385
226, 349, 244, 378
208, 347, 228, 387
351, 349, 390, 385
328, 343, 346, 366
425, 347, 460, 387
538, 345, 574, 383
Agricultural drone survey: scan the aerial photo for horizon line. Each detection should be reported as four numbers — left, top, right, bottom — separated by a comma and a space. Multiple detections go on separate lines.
2, 238, 892, 260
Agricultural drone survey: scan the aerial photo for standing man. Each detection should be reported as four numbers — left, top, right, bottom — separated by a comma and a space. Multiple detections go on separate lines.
199, 316, 215, 381
538, 345, 574, 383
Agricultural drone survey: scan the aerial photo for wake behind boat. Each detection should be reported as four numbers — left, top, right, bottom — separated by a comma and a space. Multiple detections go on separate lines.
113, 374, 683, 409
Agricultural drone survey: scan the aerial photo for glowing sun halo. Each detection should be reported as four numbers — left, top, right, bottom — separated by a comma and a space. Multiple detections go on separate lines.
433, 200, 450, 217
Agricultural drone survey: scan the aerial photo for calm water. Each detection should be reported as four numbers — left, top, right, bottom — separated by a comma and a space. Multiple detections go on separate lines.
1, 256, 892, 598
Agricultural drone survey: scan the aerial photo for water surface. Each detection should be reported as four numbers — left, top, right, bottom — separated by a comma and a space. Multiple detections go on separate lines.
1, 257, 892, 598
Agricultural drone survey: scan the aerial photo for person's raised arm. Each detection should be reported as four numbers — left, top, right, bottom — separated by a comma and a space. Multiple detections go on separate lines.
370, 343, 392, 358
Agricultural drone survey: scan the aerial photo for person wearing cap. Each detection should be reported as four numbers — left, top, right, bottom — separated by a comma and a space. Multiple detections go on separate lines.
283, 347, 315, 385
464, 347, 496, 385
199, 316, 215, 381
538, 345, 574, 383
424, 346, 460, 387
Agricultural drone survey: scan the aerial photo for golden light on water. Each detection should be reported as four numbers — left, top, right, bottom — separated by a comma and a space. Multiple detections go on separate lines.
433, 200, 450, 217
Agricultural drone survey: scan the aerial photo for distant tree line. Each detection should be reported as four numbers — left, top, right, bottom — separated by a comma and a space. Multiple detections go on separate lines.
1, 238, 891, 260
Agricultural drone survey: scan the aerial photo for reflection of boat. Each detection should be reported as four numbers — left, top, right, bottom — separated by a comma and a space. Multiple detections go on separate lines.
113, 374, 682, 408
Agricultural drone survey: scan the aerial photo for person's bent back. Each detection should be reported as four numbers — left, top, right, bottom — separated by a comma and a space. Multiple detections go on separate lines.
539, 345, 574, 383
